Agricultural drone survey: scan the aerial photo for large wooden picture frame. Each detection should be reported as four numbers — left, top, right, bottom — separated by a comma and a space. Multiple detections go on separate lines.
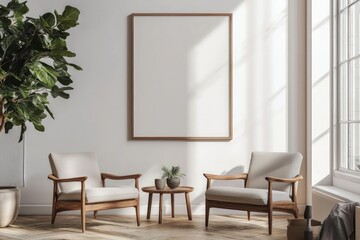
130, 13, 232, 141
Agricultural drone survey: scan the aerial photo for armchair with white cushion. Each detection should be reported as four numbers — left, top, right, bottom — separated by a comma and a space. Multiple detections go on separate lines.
204, 152, 303, 235
48, 152, 141, 232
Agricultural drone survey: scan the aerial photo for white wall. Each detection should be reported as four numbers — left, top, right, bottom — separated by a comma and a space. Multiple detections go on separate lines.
0, 129, 24, 187
311, 0, 332, 188
1, 0, 306, 214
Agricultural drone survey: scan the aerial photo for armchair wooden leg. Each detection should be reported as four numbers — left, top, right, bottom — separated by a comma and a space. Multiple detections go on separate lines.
135, 200, 140, 226
205, 202, 210, 227
94, 211, 98, 219
268, 209, 273, 235
247, 211, 251, 221
51, 184, 58, 224
293, 208, 299, 218
51, 212, 57, 224
51, 208, 57, 224
81, 204, 86, 233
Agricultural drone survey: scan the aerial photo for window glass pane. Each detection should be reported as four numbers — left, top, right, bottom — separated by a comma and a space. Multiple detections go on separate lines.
340, 124, 349, 169
337, 0, 360, 173
340, 63, 349, 120
340, 10, 348, 62
349, 1, 360, 58
348, 123, 360, 171
349, 58, 360, 120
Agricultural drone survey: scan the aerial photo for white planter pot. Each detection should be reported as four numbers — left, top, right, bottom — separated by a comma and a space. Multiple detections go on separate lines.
0, 187, 20, 227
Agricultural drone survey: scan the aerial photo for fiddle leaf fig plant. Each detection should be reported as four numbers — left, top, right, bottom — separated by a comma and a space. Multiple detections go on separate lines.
0, 0, 81, 142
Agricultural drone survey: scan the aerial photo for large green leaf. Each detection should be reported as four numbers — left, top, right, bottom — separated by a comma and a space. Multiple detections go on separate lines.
45, 105, 54, 119
1, 35, 16, 52
49, 38, 66, 50
12, 11, 24, 27
19, 87, 29, 98
53, 61, 68, 71
27, 62, 58, 88
4, 121, 13, 133
35, 93, 49, 104
39, 36, 68, 51
30, 51, 51, 62
41, 12, 55, 27
31, 95, 45, 109
50, 85, 72, 99
0, 16, 11, 28
57, 6, 79, 31
14, 104, 29, 120
0, 7, 10, 17
51, 49, 76, 57
57, 76, 73, 86
38, 34, 50, 49
7, 0, 28, 15
52, 29, 70, 39
33, 122, 44, 131
68, 63, 82, 70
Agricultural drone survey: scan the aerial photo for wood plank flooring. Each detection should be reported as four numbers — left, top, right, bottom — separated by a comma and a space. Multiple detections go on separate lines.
0, 215, 289, 240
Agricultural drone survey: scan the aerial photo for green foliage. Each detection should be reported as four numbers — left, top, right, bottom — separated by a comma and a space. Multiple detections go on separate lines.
0, 0, 81, 141
161, 165, 185, 179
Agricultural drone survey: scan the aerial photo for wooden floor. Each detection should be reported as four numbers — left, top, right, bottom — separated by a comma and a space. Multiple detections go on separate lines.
0, 215, 289, 240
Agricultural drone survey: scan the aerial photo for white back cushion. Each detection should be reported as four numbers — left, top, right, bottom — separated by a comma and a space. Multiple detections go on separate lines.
246, 152, 303, 192
49, 152, 103, 193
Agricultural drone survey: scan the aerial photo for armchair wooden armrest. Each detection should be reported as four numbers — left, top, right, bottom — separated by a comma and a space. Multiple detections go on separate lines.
48, 174, 87, 205
101, 173, 142, 189
101, 173, 141, 180
203, 173, 248, 180
265, 174, 303, 183
265, 174, 303, 203
48, 174, 87, 182
203, 173, 248, 189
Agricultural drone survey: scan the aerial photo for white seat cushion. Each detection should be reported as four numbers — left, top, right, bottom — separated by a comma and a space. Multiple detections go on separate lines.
205, 187, 291, 205
58, 186, 139, 203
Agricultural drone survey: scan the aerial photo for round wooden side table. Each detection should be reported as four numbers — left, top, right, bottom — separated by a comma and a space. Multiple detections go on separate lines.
142, 186, 194, 224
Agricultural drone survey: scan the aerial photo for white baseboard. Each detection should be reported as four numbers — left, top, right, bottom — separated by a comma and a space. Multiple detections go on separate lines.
20, 204, 306, 216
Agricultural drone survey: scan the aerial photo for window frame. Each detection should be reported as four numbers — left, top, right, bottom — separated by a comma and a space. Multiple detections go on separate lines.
335, 0, 360, 175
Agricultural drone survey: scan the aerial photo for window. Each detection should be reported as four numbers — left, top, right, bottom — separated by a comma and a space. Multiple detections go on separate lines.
337, 0, 360, 172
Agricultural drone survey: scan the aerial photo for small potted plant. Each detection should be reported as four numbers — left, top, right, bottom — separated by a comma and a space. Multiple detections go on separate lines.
161, 165, 185, 189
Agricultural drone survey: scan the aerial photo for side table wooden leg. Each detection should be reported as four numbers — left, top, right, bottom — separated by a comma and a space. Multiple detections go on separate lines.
147, 193, 153, 220
171, 193, 175, 218
159, 193, 163, 224
185, 192, 192, 220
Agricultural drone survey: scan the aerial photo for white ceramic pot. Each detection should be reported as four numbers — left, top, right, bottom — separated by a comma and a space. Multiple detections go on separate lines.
0, 187, 20, 227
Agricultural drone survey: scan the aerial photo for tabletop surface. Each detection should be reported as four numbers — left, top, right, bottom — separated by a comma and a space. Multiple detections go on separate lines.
142, 186, 194, 193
